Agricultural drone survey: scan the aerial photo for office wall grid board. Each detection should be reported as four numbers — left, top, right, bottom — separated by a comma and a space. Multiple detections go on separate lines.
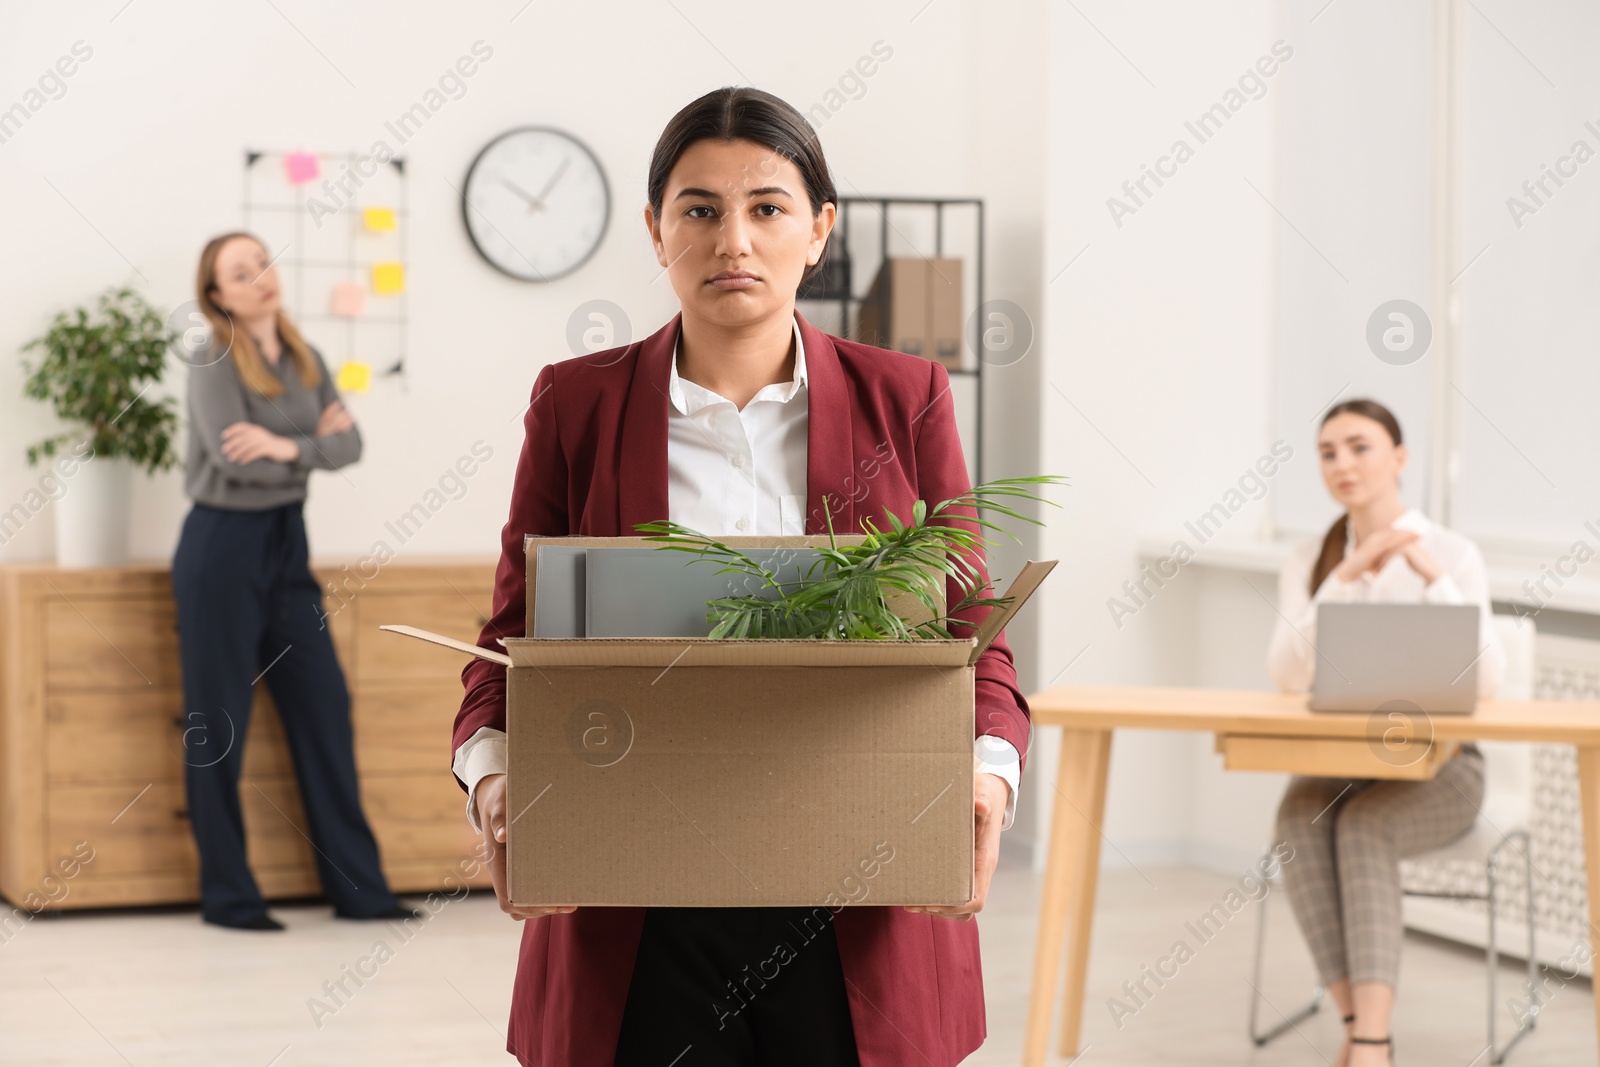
243, 148, 410, 381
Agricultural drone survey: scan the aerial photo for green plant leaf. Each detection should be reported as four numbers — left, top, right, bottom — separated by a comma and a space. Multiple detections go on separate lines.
19, 286, 179, 474
632, 474, 1067, 642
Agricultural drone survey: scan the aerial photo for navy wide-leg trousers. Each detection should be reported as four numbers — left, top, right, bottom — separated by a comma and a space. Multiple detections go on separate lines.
172, 501, 397, 924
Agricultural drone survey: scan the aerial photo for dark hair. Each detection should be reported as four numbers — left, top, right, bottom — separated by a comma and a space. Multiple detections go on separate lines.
1308, 398, 1404, 596
647, 86, 837, 287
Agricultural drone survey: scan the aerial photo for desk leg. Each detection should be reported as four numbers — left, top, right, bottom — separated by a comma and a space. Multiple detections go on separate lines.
1577, 746, 1600, 1061
1023, 728, 1112, 1066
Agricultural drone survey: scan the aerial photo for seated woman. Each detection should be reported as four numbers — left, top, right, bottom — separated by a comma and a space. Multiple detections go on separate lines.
1268, 398, 1505, 1066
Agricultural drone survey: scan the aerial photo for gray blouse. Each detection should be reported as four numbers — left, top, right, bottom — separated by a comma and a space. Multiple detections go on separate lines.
183, 340, 361, 510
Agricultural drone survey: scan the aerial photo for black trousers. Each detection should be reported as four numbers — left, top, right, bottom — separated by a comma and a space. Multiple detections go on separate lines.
171, 502, 398, 925
613, 905, 862, 1066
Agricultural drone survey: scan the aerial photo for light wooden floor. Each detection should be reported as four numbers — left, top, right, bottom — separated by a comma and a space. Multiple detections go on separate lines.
2, 859, 1593, 1065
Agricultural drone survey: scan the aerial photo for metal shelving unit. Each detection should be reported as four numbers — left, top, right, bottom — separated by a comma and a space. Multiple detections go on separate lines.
798, 195, 986, 483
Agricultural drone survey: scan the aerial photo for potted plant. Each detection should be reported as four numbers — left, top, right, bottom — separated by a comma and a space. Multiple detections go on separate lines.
21, 286, 178, 566
634, 475, 1065, 639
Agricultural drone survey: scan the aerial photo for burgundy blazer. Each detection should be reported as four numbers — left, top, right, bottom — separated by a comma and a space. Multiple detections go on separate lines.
454, 310, 1032, 1067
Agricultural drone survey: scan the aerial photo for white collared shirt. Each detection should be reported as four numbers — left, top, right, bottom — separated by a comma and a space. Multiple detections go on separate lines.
454, 315, 1020, 832
1267, 506, 1506, 697
665, 315, 812, 538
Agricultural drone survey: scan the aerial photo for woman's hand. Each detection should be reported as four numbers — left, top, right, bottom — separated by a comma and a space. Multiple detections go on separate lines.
903, 771, 1008, 922
220, 422, 299, 464
317, 400, 354, 436
1395, 540, 1446, 586
1333, 527, 1418, 584
473, 772, 577, 921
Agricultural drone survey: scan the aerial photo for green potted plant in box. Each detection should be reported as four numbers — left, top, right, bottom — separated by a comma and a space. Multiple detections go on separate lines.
634, 475, 1066, 640
21, 286, 178, 566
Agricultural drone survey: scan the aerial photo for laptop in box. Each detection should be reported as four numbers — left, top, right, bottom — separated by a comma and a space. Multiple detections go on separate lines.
1309, 602, 1482, 714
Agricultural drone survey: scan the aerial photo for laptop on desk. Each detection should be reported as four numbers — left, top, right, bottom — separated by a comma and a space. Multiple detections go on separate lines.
1309, 603, 1482, 714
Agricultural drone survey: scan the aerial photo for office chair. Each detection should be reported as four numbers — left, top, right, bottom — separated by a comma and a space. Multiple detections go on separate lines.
1247, 615, 1542, 1064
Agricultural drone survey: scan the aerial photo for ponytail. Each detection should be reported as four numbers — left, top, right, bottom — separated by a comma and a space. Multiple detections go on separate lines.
1308, 515, 1348, 597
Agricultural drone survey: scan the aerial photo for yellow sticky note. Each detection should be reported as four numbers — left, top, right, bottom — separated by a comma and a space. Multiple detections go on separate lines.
336, 361, 372, 394
363, 207, 397, 232
371, 262, 405, 295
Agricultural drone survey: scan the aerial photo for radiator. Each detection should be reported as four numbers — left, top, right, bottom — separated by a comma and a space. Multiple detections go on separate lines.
1400, 632, 1598, 976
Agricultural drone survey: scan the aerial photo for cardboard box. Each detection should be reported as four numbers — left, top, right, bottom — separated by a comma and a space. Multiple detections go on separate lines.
856, 257, 965, 372
384, 536, 1054, 908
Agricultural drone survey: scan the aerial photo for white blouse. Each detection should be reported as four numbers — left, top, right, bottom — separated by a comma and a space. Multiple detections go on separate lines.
1267, 507, 1505, 698
455, 315, 1021, 832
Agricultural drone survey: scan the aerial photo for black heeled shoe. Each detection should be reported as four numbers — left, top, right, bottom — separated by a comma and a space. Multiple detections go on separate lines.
336, 903, 423, 921
205, 913, 284, 931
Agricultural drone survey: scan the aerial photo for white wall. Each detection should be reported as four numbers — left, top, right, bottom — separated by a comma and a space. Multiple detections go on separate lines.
1454, 0, 1600, 547
1037, 0, 1284, 870
1033, 0, 1600, 877
1270, 0, 1436, 535
2, 0, 1059, 846
0, 0, 1045, 567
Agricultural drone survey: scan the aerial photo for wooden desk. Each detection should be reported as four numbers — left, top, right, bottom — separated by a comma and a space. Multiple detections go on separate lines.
1022, 686, 1600, 1065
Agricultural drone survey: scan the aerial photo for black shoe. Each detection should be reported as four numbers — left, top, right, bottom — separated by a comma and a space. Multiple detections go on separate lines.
336, 904, 423, 922
205, 913, 284, 931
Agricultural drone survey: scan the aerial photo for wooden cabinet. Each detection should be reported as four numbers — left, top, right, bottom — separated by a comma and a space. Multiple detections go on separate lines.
0, 560, 497, 910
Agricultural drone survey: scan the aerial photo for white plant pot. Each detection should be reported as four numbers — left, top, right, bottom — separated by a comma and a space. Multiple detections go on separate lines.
54, 453, 133, 568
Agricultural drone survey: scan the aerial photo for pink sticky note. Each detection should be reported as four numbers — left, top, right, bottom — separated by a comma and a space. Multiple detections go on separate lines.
285, 152, 320, 185
331, 282, 367, 318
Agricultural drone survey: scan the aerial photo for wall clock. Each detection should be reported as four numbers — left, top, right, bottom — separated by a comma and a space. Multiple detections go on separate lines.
460, 126, 610, 282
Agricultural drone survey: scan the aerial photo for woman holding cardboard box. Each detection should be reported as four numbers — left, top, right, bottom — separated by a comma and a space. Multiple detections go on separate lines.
172, 233, 412, 930
1268, 399, 1505, 1067
453, 87, 1031, 1066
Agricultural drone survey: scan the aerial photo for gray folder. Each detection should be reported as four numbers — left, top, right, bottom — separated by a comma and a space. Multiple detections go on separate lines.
533, 545, 588, 638
585, 547, 827, 638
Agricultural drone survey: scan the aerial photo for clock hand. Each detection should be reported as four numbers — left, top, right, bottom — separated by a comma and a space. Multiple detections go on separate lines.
532, 156, 571, 205
502, 178, 545, 212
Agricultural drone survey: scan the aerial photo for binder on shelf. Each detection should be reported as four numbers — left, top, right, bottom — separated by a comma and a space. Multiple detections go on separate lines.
856, 257, 964, 372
